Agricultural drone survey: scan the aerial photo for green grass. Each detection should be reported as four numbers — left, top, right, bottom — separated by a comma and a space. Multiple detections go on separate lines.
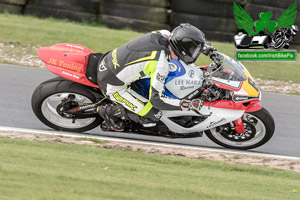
0, 137, 300, 200
0, 13, 140, 53
0, 13, 300, 83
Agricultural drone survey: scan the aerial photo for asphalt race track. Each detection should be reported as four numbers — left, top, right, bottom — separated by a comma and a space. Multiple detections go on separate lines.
1, 64, 300, 157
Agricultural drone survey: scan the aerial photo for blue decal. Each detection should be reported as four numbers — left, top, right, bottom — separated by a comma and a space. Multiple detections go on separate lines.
165, 59, 186, 84
134, 59, 185, 100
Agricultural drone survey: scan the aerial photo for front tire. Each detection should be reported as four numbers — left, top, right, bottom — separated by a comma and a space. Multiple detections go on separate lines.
205, 107, 275, 150
31, 77, 102, 132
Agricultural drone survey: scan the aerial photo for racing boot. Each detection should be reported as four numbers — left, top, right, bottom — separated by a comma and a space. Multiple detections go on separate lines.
97, 104, 127, 132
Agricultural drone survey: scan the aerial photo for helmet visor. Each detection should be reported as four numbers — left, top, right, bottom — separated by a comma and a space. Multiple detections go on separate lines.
191, 45, 202, 59
180, 39, 204, 63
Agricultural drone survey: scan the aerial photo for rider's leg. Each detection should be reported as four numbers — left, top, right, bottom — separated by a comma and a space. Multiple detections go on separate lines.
107, 86, 162, 123
98, 85, 162, 131
97, 61, 161, 131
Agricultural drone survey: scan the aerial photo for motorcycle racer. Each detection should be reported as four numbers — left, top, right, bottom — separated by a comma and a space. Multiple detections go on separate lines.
97, 23, 206, 131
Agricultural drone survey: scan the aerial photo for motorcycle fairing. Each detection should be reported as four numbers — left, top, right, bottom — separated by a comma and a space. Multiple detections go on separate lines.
134, 59, 204, 100
165, 59, 204, 99
211, 54, 244, 92
158, 55, 263, 133
212, 78, 242, 91
161, 98, 262, 133
232, 66, 260, 102
165, 59, 186, 82
163, 59, 187, 99
208, 54, 260, 102
38, 43, 99, 88
161, 106, 244, 133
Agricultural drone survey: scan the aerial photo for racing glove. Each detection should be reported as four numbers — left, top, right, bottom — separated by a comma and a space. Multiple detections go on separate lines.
180, 98, 204, 112
202, 42, 215, 56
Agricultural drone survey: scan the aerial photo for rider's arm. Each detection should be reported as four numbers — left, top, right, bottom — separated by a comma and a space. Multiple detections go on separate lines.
147, 51, 181, 110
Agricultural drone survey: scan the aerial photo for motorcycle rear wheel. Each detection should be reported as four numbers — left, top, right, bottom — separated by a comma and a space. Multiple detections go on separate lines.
31, 77, 102, 132
205, 107, 275, 150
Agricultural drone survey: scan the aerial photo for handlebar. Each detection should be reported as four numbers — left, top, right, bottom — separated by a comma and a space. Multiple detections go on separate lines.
207, 50, 221, 66
201, 47, 222, 89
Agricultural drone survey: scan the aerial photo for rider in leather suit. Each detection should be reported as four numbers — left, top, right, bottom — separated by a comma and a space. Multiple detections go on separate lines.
97, 23, 206, 131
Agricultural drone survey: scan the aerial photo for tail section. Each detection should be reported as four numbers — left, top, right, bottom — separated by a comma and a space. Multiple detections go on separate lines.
37, 43, 99, 88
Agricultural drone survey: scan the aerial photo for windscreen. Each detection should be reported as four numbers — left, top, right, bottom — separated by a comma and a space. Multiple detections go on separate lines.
211, 54, 246, 82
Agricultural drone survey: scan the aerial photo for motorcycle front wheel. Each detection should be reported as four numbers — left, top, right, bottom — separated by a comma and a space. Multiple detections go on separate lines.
205, 107, 275, 150
31, 77, 103, 132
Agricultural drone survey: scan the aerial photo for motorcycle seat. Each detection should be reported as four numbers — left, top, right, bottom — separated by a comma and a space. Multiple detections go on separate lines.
85, 53, 103, 84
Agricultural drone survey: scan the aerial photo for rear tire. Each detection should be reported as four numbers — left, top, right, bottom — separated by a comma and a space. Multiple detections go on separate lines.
31, 77, 102, 132
205, 107, 275, 150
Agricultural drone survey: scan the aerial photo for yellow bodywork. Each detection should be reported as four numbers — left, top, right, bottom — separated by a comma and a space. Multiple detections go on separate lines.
241, 68, 260, 97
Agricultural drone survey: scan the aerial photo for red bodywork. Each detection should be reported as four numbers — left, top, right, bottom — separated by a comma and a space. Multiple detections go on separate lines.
37, 43, 99, 88
38, 43, 262, 113
234, 118, 245, 134
203, 99, 262, 113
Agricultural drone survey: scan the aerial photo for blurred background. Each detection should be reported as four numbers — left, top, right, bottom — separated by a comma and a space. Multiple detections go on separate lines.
0, 0, 299, 46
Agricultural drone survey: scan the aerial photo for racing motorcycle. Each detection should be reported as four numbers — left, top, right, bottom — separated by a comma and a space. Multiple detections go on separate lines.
32, 43, 275, 150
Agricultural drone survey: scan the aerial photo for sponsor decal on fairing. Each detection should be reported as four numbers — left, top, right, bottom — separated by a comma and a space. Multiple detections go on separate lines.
206, 118, 226, 129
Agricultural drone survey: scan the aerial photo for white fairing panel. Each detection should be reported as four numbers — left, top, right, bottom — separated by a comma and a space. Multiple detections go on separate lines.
212, 77, 242, 89
160, 106, 244, 134
165, 61, 204, 99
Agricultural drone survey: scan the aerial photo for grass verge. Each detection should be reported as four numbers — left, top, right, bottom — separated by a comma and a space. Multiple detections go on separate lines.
0, 13, 300, 83
0, 136, 300, 200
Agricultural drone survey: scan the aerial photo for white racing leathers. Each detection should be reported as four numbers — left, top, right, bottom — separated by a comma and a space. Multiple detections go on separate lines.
97, 31, 181, 121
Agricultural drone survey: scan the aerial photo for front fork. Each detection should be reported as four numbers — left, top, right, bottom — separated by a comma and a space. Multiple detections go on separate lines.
233, 102, 262, 134
234, 118, 245, 134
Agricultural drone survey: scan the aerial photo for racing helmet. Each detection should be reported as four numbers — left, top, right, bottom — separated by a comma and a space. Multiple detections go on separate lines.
169, 23, 205, 64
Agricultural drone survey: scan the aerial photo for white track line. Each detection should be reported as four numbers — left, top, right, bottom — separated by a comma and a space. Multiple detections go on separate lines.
0, 126, 299, 160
